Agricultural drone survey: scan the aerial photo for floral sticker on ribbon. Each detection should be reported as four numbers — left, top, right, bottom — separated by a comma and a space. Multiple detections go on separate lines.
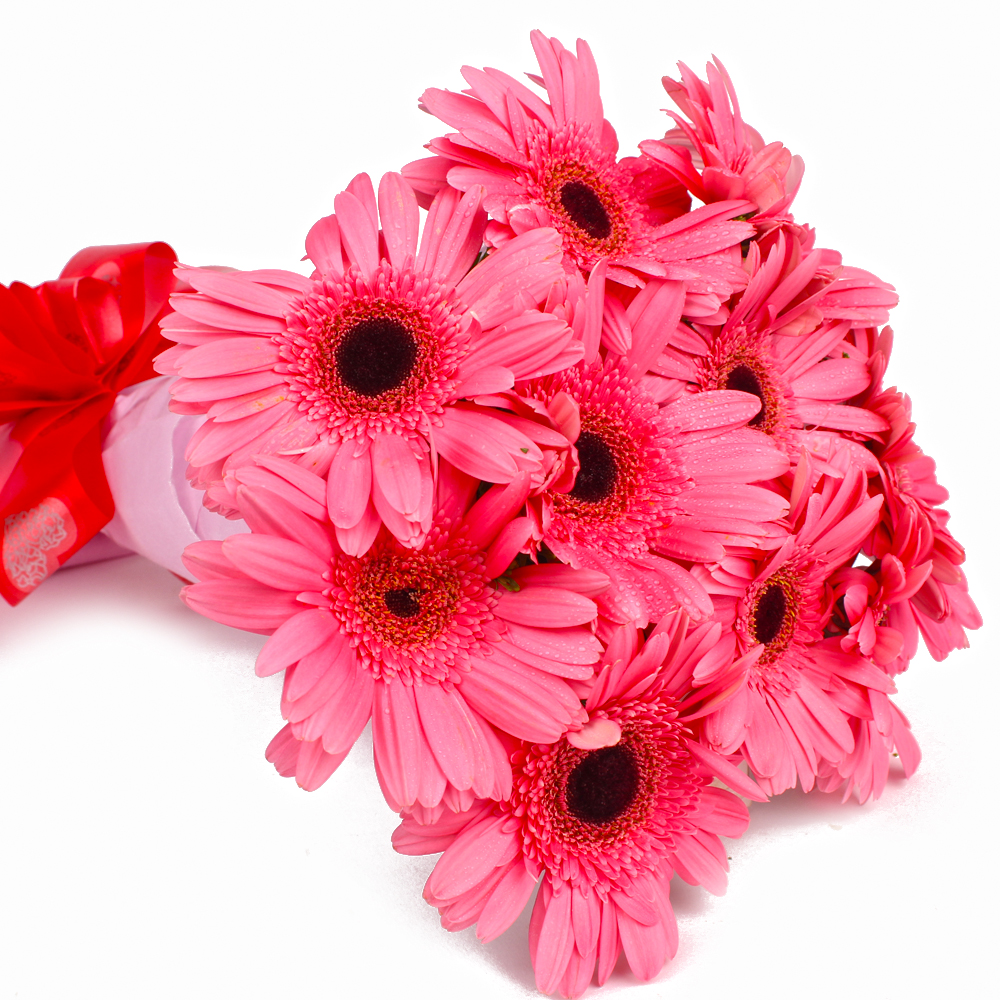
2, 498, 77, 594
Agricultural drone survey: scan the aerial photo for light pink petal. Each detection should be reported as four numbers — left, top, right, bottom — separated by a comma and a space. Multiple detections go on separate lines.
624, 278, 685, 375
495, 587, 597, 628
377, 172, 420, 269
452, 364, 515, 398
476, 860, 537, 943
335, 499, 381, 557
181, 540, 243, 582
615, 905, 669, 982
297, 662, 375, 756
680, 483, 788, 521
371, 433, 422, 517
293, 737, 351, 792
181, 580, 301, 631
502, 620, 603, 664
693, 786, 750, 838
236, 485, 333, 555
186, 402, 294, 466
221, 534, 327, 592
465, 474, 532, 549
334, 189, 379, 282
508, 564, 609, 597
304, 215, 344, 278
570, 883, 601, 961
175, 336, 282, 378
169, 294, 287, 335
684, 737, 768, 801
670, 830, 729, 895
661, 388, 761, 434
533, 888, 575, 996
426, 814, 519, 900
255, 608, 339, 677
180, 269, 294, 318
327, 440, 373, 528
460, 655, 578, 744
433, 408, 526, 482
420, 185, 488, 286
596, 898, 620, 987
372, 680, 446, 810
170, 369, 286, 403
414, 684, 491, 793
456, 228, 563, 328
682, 428, 789, 483
233, 465, 326, 521
483, 517, 535, 578
460, 312, 577, 382
791, 359, 871, 401
796, 402, 889, 432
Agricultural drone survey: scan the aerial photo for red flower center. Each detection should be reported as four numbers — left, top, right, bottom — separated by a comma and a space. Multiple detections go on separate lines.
724, 363, 767, 428
559, 180, 613, 241
383, 586, 422, 619
280, 264, 469, 440
566, 744, 640, 824
567, 430, 619, 503
748, 570, 801, 663
334, 316, 419, 397
329, 530, 500, 683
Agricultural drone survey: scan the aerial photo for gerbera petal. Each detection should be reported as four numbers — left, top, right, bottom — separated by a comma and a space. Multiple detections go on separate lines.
181, 579, 301, 632
179, 269, 294, 318
533, 888, 576, 995
255, 608, 339, 677
304, 214, 344, 278
372, 432, 422, 517
414, 684, 491, 793
221, 533, 328, 592
495, 587, 598, 628
476, 861, 538, 943
456, 228, 563, 328
334, 188, 380, 282
426, 814, 519, 900
377, 172, 420, 270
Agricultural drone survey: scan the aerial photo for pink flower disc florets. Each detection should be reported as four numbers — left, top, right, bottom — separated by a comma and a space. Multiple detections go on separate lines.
736, 554, 825, 696
514, 696, 703, 893
328, 523, 500, 683
697, 326, 796, 450
521, 123, 652, 273
278, 262, 468, 444
530, 360, 686, 558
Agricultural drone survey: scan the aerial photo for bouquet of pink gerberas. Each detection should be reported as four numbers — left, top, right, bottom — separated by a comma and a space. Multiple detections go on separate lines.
1, 31, 981, 997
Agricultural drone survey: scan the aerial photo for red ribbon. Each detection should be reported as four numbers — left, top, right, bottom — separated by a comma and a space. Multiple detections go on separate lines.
0, 242, 177, 605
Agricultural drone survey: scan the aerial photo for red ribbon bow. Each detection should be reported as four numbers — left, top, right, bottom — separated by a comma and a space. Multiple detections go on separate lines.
0, 242, 176, 605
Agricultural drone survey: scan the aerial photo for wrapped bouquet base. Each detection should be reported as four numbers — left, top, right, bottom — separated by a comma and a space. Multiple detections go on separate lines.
0, 30, 980, 999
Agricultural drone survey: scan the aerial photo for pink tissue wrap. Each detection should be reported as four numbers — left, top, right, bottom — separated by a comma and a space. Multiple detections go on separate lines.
64, 375, 246, 578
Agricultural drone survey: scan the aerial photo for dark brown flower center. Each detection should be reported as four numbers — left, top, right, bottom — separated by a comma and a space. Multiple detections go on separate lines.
560, 181, 612, 241
725, 364, 766, 428
384, 587, 422, 619
753, 584, 787, 644
566, 745, 639, 824
569, 431, 618, 502
335, 317, 418, 397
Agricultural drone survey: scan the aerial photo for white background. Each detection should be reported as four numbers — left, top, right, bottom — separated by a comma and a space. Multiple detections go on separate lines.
1, 2, 997, 998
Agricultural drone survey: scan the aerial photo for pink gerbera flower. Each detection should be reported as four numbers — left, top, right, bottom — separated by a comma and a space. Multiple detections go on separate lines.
394, 615, 765, 998
498, 274, 788, 627
180, 462, 604, 812
155, 171, 582, 551
695, 458, 895, 796
847, 327, 982, 661
640, 58, 804, 231
648, 232, 897, 469
405, 31, 755, 295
